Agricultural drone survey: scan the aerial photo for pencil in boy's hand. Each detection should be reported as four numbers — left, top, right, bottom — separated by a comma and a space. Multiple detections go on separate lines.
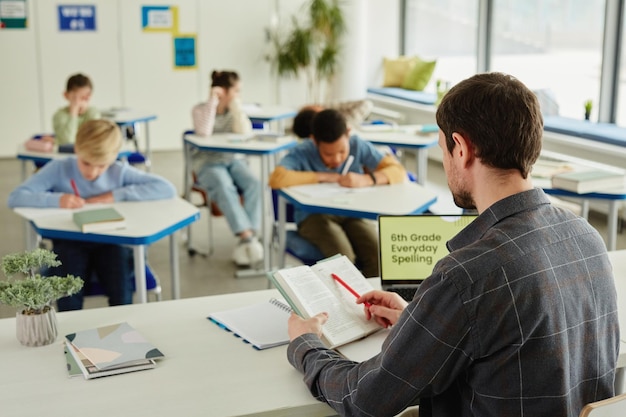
331, 273, 371, 308
70, 179, 80, 197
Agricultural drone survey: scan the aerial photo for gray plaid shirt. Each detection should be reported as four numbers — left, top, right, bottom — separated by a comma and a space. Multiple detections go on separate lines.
288, 188, 620, 417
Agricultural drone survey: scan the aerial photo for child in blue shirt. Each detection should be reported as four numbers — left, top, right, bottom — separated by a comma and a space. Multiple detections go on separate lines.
8, 119, 176, 311
269, 109, 407, 277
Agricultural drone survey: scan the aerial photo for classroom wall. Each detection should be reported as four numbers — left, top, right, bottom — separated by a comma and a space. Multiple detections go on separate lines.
0, 0, 400, 158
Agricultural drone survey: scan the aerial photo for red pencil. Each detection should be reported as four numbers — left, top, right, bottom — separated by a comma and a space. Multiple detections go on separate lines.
331, 273, 371, 308
70, 179, 80, 197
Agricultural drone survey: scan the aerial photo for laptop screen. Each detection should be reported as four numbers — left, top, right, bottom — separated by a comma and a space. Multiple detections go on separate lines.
378, 214, 477, 287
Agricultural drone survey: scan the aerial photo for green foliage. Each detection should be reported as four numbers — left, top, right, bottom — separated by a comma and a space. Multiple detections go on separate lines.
0, 249, 83, 314
266, 0, 346, 103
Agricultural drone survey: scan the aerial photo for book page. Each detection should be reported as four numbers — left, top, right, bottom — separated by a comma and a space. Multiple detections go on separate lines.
274, 257, 379, 348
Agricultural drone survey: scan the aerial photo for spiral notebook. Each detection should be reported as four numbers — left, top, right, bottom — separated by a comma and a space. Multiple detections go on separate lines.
208, 298, 292, 350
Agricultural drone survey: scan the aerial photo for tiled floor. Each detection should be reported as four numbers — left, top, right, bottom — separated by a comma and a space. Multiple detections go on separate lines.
1, 151, 624, 319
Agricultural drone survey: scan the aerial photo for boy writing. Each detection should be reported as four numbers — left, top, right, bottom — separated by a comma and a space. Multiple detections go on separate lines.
8, 119, 176, 311
52, 73, 101, 145
269, 109, 406, 277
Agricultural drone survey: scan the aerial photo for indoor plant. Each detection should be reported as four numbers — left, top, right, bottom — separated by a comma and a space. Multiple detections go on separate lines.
266, 0, 346, 103
0, 248, 83, 346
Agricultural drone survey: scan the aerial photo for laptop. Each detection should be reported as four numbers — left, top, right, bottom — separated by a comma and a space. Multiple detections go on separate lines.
378, 214, 478, 301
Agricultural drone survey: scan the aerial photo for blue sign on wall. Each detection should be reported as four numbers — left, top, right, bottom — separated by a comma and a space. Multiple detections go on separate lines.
58, 5, 95, 31
173, 36, 196, 68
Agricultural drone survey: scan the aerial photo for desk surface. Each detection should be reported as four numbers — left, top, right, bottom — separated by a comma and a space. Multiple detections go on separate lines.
184, 133, 298, 155
356, 124, 439, 149
0, 289, 334, 417
280, 182, 438, 220
14, 198, 199, 246
101, 109, 157, 125
244, 104, 297, 122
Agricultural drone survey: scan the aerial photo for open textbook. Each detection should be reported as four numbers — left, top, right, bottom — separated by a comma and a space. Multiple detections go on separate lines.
269, 255, 381, 349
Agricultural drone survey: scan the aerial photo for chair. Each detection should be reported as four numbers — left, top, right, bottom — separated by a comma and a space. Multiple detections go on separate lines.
271, 189, 325, 268
84, 264, 162, 302
579, 393, 626, 417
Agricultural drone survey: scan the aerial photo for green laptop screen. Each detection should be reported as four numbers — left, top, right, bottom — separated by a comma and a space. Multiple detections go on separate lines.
378, 215, 477, 281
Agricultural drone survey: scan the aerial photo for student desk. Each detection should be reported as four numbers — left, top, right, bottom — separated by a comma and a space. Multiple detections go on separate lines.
0, 288, 336, 417
13, 198, 199, 304
17, 145, 70, 180
275, 182, 438, 268
356, 125, 439, 185
532, 151, 626, 251
244, 104, 297, 133
183, 132, 298, 276
102, 109, 157, 171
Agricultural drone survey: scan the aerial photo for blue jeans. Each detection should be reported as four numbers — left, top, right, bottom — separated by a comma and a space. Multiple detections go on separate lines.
47, 239, 133, 311
195, 158, 261, 235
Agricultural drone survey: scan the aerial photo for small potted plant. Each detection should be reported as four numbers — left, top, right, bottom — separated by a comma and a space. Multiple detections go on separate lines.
0, 248, 83, 347
584, 99, 593, 121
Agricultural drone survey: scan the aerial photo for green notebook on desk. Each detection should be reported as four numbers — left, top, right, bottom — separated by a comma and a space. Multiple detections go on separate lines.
73, 207, 126, 233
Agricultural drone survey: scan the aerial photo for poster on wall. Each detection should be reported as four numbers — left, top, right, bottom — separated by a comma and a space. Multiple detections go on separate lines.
173, 35, 196, 69
0, 0, 27, 29
58, 5, 96, 31
142, 5, 178, 32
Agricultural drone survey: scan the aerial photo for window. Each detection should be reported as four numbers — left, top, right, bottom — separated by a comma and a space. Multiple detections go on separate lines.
490, 0, 606, 120
403, 0, 479, 91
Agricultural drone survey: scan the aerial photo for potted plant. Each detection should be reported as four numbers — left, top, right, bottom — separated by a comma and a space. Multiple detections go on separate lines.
265, 0, 346, 103
0, 248, 83, 347
584, 99, 593, 121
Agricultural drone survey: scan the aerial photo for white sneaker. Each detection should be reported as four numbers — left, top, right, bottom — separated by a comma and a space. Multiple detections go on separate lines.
232, 242, 251, 266
246, 239, 264, 265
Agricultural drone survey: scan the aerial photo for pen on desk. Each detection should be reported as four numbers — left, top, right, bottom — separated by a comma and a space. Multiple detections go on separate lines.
341, 155, 354, 175
331, 273, 371, 308
70, 179, 80, 197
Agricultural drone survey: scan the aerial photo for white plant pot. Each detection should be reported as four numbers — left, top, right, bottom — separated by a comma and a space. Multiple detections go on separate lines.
16, 307, 58, 347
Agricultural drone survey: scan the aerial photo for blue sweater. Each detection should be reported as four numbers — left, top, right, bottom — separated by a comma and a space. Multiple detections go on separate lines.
8, 157, 176, 208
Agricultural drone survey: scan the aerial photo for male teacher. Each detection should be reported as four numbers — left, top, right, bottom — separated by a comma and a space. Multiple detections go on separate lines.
286, 72, 620, 417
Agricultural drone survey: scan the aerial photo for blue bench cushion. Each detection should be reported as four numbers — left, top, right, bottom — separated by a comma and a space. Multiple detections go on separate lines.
367, 87, 437, 106
543, 116, 626, 148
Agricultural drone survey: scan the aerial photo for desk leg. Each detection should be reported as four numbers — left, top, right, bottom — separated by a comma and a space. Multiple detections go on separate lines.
133, 245, 147, 304
278, 195, 287, 269
235, 155, 269, 278
144, 122, 152, 171
21, 160, 27, 181
608, 201, 618, 251
170, 233, 180, 299
415, 149, 427, 185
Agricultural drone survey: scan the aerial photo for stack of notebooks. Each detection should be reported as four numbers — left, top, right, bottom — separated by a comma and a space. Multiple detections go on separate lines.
64, 322, 164, 379
551, 169, 625, 194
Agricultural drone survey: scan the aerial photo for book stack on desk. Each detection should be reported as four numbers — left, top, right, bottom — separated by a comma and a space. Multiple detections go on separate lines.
64, 322, 164, 379
551, 170, 625, 194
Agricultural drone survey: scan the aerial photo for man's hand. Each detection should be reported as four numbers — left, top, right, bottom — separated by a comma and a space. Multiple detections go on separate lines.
85, 191, 114, 204
288, 312, 328, 341
357, 290, 408, 328
59, 194, 85, 209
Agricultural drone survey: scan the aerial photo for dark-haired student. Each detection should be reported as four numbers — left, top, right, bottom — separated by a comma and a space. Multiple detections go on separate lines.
285, 73, 619, 417
191, 70, 263, 267
269, 109, 406, 277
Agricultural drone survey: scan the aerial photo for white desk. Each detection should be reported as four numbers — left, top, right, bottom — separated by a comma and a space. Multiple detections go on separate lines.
356, 125, 439, 185
16, 145, 69, 180
533, 151, 626, 251
102, 109, 158, 171
244, 104, 297, 133
0, 288, 335, 417
183, 132, 298, 277
13, 198, 200, 304
276, 182, 438, 268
